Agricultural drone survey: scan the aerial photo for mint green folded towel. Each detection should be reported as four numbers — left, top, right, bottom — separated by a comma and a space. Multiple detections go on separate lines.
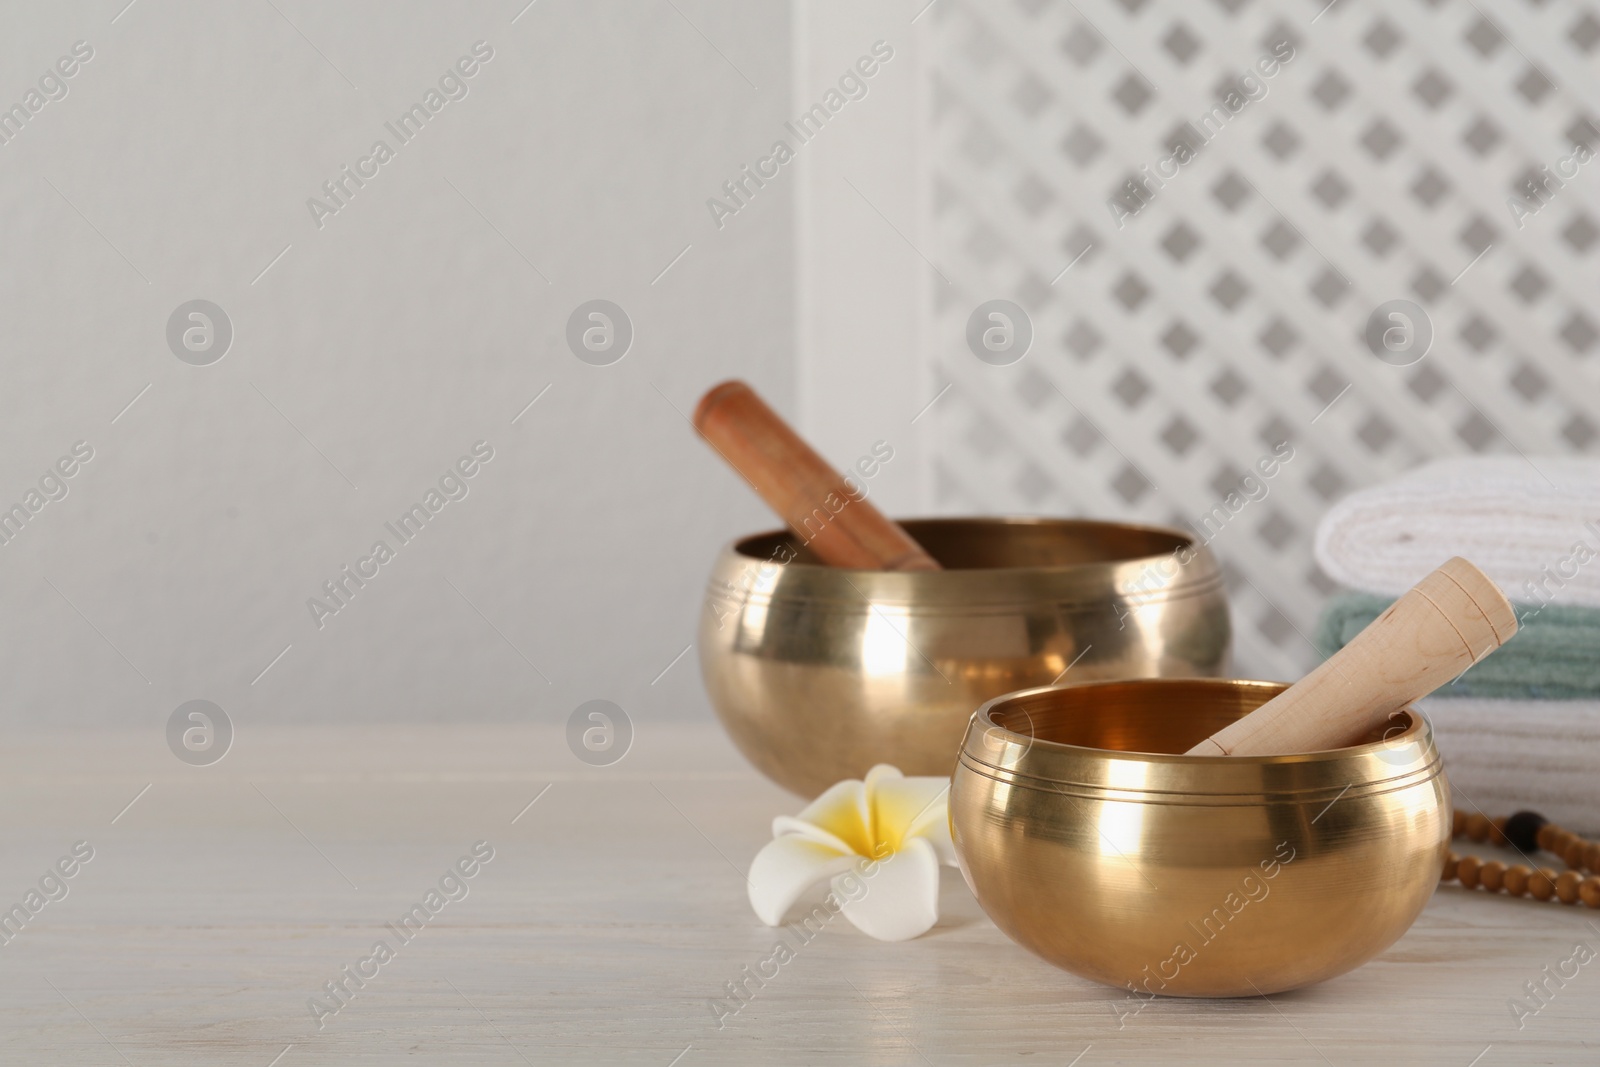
1316, 592, 1600, 700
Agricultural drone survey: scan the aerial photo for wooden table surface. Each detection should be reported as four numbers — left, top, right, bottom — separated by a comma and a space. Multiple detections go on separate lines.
1, 722, 1595, 1066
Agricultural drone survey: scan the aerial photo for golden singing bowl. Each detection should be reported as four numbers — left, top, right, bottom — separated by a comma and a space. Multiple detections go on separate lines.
699, 517, 1230, 798
951, 679, 1449, 998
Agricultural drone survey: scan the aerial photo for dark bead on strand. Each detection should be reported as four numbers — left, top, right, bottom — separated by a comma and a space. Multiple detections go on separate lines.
1502, 810, 1548, 854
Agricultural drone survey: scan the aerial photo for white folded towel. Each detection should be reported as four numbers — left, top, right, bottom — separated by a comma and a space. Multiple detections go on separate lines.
1314, 456, 1600, 608
1420, 697, 1600, 835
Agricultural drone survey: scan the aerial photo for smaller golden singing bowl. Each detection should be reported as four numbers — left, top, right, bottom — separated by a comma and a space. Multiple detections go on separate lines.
951, 679, 1450, 998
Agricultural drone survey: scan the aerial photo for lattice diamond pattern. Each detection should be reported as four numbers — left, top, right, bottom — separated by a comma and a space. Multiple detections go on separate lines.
924, 0, 1600, 679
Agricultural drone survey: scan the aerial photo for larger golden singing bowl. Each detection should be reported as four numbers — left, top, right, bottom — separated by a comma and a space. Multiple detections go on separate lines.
952, 679, 1449, 998
699, 517, 1229, 798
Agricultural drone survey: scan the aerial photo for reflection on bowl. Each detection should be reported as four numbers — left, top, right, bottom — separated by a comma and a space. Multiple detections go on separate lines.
699, 517, 1231, 797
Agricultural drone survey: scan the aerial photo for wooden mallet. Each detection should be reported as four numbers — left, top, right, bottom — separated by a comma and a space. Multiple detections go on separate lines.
693, 380, 941, 572
1187, 557, 1518, 757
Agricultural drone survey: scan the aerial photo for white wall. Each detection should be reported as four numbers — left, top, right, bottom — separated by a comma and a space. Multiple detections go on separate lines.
0, 1, 804, 727
793, 1, 934, 516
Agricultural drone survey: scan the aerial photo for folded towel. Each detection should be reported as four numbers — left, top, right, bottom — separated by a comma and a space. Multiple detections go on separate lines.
1419, 697, 1600, 835
1317, 592, 1600, 700
1314, 456, 1600, 609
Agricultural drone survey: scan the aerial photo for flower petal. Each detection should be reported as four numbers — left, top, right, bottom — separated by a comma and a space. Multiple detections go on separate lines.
868, 771, 954, 865
771, 815, 857, 857
748, 834, 857, 926
834, 836, 942, 941
783, 775, 872, 857
863, 763, 904, 793
908, 808, 956, 868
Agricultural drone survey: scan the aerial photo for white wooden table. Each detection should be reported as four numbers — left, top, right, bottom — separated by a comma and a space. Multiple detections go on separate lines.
1, 722, 1594, 1065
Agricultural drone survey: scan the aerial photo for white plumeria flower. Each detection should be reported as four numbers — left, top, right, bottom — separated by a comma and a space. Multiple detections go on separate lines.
748, 764, 956, 942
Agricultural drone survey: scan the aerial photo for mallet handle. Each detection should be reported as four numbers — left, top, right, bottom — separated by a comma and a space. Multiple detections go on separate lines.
694, 380, 941, 572
1187, 557, 1516, 757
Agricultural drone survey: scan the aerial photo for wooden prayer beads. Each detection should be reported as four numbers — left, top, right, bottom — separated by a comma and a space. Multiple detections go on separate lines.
1442, 809, 1600, 908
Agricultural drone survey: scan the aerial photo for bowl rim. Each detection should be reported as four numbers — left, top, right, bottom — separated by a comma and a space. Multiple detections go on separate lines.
729, 515, 1207, 574
960, 678, 1441, 800
709, 516, 1229, 610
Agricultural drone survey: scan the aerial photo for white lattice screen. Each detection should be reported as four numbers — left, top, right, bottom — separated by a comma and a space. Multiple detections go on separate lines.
922, 0, 1600, 678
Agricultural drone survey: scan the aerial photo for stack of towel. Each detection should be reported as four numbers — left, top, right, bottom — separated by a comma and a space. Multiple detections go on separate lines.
1314, 457, 1600, 832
